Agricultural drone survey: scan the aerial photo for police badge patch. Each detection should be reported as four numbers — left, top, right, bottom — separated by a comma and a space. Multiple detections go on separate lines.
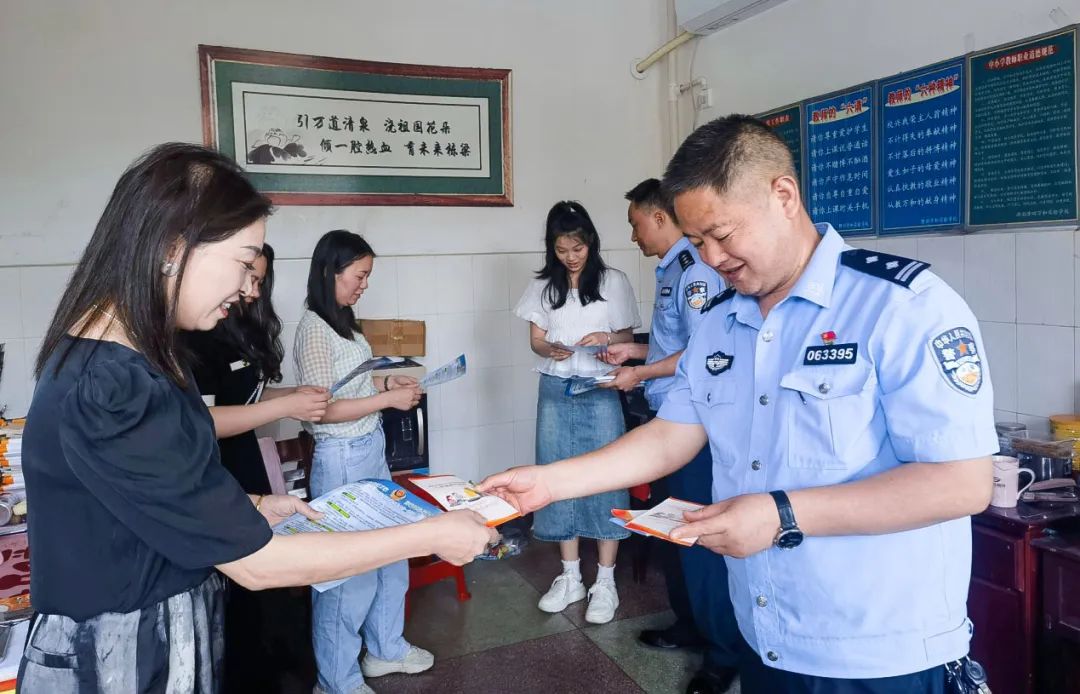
705, 350, 733, 375
929, 327, 983, 395
685, 281, 708, 310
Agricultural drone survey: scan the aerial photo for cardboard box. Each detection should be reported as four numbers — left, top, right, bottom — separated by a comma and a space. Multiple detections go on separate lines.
358, 319, 426, 357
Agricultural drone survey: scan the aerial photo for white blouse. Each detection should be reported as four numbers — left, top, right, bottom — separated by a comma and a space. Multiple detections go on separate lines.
514, 268, 641, 378
293, 310, 380, 440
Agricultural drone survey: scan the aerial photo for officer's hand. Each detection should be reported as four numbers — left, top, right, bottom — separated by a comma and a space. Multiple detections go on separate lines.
670, 493, 781, 558
476, 465, 554, 515
599, 342, 634, 365
599, 366, 642, 392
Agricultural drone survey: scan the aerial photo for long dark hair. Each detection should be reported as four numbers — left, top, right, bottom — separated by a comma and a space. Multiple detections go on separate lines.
36, 142, 272, 384
536, 201, 607, 310
213, 243, 285, 382
306, 230, 376, 339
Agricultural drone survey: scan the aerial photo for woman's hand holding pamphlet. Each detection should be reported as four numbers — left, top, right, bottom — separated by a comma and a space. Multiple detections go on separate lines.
273, 475, 518, 591
610, 497, 704, 547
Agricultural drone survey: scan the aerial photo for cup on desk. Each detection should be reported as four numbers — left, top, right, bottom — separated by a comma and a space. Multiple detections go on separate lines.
991, 455, 1036, 508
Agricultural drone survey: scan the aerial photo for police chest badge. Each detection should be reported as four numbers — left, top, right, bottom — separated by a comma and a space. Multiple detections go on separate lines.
705, 350, 733, 375
930, 327, 983, 395
685, 281, 708, 310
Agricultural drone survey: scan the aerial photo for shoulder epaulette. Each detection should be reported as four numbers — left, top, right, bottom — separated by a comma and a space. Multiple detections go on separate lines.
677, 250, 695, 270
839, 248, 931, 288
701, 287, 736, 313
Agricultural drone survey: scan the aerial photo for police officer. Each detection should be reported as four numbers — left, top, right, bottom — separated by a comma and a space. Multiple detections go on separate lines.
481, 114, 996, 693
600, 178, 740, 694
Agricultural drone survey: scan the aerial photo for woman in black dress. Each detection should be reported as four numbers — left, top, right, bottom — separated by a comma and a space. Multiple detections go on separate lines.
184, 243, 329, 693
19, 143, 496, 693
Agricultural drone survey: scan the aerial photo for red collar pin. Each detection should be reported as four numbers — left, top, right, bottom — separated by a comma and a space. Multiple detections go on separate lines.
821, 331, 837, 345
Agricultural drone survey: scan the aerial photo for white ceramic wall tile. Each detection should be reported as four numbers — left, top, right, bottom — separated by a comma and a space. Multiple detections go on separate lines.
270, 259, 309, 324
355, 256, 398, 319
476, 422, 516, 479
23, 336, 42, 406
19, 265, 73, 338
639, 255, 659, 304
425, 429, 446, 473
604, 249, 642, 300
509, 313, 538, 368
438, 426, 479, 479
474, 366, 516, 426
979, 321, 1017, 413
916, 236, 964, 297
1016, 413, 1051, 440
993, 410, 1018, 424
438, 370, 478, 430
1016, 324, 1074, 418
278, 322, 299, 386
845, 238, 877, 251
432, 313, 477, 369
514, 418, 536, 467
0, 340, 28, 419
512, 367, 540, 421
435, 256, 475, 314
396, 256, 439, 316
1016, 229, 1074, 327
473, 255, 510, 312
507, 253, 543, 311
964, 233, 1016, 323
0, 269, 22, 340
473, 311, 512, 369
875, 237, 918, 259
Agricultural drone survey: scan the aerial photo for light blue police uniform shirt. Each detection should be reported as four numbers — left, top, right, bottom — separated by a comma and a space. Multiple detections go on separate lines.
644, 237, 723, 412
657, 223, 997, 679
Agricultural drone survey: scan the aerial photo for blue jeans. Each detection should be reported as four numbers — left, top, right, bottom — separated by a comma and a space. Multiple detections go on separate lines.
310, 429, 409, 694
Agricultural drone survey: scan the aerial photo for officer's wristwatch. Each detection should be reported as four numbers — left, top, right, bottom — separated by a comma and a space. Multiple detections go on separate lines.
769, 490, 804, 550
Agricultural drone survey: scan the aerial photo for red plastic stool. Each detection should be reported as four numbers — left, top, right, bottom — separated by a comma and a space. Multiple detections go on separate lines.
394, 473, 472, 619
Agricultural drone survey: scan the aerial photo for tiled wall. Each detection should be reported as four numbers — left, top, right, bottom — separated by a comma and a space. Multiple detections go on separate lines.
7, 228, 1074, 470
0, 250, 659, 482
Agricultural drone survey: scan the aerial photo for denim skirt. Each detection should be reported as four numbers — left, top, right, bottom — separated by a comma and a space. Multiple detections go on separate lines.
533, 373, 630, 541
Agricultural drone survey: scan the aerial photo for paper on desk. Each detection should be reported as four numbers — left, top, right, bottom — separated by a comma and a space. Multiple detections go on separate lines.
273, 479, 439, 591
330, 357, 405, 395
409, 474, 521, 527
611, 497, 704, 547
420, 354, 466, 389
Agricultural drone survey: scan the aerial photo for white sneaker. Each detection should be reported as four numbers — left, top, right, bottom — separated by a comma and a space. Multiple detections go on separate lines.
538, 572, 587, 613
361, 645, 435, 678
585, 579, 619, 624
313, 684, 375, 694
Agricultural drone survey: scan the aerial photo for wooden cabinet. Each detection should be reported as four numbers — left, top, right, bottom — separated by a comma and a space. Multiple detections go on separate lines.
1033, 535, 1080, 694
969, 505, 1080, 694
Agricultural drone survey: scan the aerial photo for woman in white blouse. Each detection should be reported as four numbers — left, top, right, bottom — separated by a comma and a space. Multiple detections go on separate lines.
514, 201, 641, 625
294, 230, 429, 694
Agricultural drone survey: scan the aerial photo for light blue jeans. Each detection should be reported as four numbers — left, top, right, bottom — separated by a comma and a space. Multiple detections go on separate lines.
310, 429, 409, 694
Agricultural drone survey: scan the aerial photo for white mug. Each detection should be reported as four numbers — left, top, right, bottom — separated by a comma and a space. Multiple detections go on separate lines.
991, 455, 1035, 508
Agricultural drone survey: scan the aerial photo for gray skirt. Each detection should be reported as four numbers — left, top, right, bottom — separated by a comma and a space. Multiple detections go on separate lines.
18, 573, 225, 693
533, 373, 630, 541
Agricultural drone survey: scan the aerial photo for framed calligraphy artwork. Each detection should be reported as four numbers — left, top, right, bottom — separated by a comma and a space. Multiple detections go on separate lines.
199, 45, 513, 206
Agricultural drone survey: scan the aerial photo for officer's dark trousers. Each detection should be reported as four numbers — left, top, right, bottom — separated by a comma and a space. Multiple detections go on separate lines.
662, 442, 742, 670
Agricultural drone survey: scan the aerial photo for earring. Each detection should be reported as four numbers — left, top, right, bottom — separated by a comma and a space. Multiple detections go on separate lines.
160, 261, 179, 277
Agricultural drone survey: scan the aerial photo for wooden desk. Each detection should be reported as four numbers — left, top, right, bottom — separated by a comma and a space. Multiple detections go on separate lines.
969, 503, 1080, 694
